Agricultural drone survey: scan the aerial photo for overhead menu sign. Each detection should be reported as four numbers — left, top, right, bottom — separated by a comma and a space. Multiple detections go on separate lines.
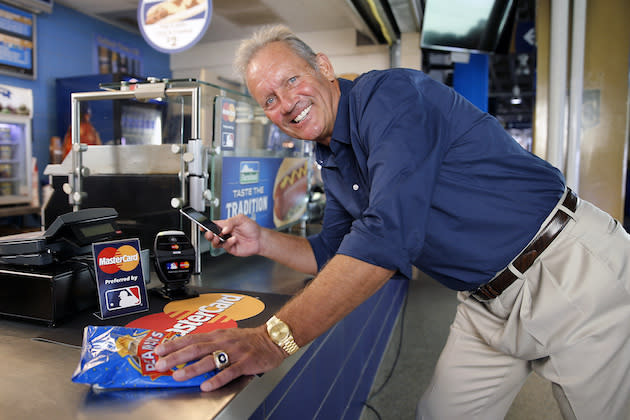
0, 3, 35, 79
137, 0, 212, 53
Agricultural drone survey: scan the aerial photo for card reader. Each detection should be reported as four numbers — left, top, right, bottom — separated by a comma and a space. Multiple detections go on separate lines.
152, 230, 199, 300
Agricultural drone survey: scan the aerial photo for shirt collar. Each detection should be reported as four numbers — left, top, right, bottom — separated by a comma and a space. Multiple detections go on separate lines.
330, 78, 353, 145
315, 79, 354, 166
315, 78, 353, 166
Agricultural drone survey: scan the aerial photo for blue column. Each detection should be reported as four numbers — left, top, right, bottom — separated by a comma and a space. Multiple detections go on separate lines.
453, 53, 489, 112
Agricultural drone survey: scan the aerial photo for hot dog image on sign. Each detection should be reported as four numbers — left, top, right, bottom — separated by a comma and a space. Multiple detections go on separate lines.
138, 0, 212, 53
273, 158, 309, 227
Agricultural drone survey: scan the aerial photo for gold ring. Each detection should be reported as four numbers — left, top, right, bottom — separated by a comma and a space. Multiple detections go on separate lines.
212, 350, 229, 370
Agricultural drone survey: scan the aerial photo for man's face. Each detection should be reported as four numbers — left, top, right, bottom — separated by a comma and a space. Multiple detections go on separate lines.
246, 41, 340, 146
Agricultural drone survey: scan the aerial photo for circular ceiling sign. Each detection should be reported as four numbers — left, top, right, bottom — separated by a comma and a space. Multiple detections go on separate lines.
138, 0, 213, 53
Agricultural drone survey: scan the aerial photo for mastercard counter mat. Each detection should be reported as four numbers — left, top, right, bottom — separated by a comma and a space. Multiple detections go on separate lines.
70, 290, 291, 389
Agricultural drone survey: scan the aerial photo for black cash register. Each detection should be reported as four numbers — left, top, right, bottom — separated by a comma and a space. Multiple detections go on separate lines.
0, 208, 119, 265
0, 208, 120, 325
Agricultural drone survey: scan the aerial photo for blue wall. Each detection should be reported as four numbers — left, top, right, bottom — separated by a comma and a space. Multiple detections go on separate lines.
0, 4, 171, 179
453, 53, 489, 112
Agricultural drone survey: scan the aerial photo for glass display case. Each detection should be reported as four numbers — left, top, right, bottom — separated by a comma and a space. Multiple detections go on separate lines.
45, 78, 321, 271
0, 114, 32, 206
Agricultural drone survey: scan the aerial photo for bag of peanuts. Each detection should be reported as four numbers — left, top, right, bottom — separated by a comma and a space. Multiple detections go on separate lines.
72, 325, 216, 389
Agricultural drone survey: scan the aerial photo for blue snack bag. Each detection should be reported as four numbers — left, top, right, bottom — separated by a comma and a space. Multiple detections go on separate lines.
72, 325, 217, 389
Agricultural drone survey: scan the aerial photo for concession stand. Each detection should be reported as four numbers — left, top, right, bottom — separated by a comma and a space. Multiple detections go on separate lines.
0, 78, 407, 419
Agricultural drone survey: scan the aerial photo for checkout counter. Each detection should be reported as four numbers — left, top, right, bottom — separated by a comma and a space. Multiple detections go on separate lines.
0, 239, 408, 419
0, 78, 408, 419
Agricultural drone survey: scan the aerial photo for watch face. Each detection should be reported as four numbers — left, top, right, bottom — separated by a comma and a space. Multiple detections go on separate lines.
269, 322, 289, 342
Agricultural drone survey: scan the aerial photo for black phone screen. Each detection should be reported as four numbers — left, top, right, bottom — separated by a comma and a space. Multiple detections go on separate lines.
180, 207, 230, 242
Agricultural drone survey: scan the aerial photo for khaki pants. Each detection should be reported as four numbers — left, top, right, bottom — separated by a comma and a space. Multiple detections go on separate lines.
417, 194, 630, 419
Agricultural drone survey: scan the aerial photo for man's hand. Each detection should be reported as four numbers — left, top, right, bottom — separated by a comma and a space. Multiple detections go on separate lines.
205, 214, 318, 275
155, 325, 287, 392
205, 214, 263, 257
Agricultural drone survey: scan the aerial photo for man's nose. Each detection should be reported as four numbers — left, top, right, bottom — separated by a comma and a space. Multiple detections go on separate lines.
277, 90, 294, 114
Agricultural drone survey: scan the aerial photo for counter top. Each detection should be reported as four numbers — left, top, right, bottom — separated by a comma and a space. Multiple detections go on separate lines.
0, 252, 311, 420
0, 204, 40, 218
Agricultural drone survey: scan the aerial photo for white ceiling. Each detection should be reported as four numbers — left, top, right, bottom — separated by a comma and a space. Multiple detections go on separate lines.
55, 0, 364, 44
51, 1, 535, 126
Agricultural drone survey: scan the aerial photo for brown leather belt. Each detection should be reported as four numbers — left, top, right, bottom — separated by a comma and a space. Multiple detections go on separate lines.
473, 188, 578, 300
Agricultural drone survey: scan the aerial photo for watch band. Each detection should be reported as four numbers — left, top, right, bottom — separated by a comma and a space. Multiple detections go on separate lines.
266, 315, 300, 355
280, 337, 300, 355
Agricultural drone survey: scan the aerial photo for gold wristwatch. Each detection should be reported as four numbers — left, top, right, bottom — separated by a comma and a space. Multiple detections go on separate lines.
266, 315, 300, 355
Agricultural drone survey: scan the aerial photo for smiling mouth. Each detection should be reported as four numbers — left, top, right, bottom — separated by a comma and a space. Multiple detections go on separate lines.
292, 105, 312, 123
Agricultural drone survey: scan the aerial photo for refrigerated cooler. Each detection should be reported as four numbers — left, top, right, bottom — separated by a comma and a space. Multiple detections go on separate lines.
0, 102, 33, 207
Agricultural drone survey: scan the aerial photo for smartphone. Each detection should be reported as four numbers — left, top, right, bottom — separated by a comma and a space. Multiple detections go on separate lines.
180, 207, 231, 242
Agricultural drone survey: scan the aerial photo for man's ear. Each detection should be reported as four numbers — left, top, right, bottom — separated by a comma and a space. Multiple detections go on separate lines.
316, 53, 336, 81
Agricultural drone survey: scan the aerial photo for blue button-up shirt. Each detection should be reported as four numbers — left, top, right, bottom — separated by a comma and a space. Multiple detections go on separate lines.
307, 70, 565, 290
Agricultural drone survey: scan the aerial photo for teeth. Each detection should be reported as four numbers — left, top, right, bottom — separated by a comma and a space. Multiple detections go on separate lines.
293, 105, 312, 123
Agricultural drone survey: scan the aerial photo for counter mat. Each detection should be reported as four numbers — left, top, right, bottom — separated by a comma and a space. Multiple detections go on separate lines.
33, 287, 292, 347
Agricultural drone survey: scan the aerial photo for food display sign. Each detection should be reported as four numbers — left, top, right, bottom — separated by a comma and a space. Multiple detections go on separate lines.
0, 3, 35, 79
92, 238, 149, 320
0, 83, 33, 117
137, 0, 212, 53
221, 156, 309, 229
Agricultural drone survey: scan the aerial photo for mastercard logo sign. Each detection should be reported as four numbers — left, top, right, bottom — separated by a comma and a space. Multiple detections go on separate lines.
97, 245, 140, 274
222, 102, 236, 123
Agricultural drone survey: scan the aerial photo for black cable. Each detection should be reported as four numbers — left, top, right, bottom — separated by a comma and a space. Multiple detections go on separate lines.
363, 279, 410, 418
363, 402, 383, 420
67, 254, 96, 284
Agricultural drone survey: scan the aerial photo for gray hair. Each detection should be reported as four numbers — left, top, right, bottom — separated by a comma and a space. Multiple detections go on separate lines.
233, 24, 318, 82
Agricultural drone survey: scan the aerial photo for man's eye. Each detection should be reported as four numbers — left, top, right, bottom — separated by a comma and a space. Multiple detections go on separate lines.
288, 76, 297, 84
265, 96, 275, 106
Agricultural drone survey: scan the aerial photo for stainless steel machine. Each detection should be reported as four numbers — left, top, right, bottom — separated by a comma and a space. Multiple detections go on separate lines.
44, 78, 322, 274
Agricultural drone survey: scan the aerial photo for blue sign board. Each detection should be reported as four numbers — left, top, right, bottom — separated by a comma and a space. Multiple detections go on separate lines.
0, 3, 35, 78
221, 156, 309, 229
221, 156, 281, 228
515, 21, 535, 53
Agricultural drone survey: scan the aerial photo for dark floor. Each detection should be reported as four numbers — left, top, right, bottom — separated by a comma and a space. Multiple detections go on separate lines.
360, 271, 562, 420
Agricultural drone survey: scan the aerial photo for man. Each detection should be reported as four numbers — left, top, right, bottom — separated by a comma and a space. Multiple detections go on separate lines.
156, 25, 630, 418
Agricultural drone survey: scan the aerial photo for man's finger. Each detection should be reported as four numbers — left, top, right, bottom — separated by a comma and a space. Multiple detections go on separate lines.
155, 333, 201, 356
172, 354, 218, 381
200, 364, 245, 392
156, 340, 215, 371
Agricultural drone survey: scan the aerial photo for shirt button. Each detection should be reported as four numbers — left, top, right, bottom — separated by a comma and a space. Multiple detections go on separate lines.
352, 184, 359, 191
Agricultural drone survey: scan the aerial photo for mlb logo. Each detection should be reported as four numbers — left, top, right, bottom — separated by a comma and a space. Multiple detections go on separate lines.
105, 286, 141, 310
222, 132, 234, 148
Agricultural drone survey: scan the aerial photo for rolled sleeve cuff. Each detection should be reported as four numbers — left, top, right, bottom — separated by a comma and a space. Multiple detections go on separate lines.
307, 234, 335, 272
336, 229, 413, 280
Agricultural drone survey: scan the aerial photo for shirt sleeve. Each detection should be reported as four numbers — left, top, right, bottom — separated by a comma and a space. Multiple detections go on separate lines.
335, 72, 453, 279
307, 182, 354, 271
